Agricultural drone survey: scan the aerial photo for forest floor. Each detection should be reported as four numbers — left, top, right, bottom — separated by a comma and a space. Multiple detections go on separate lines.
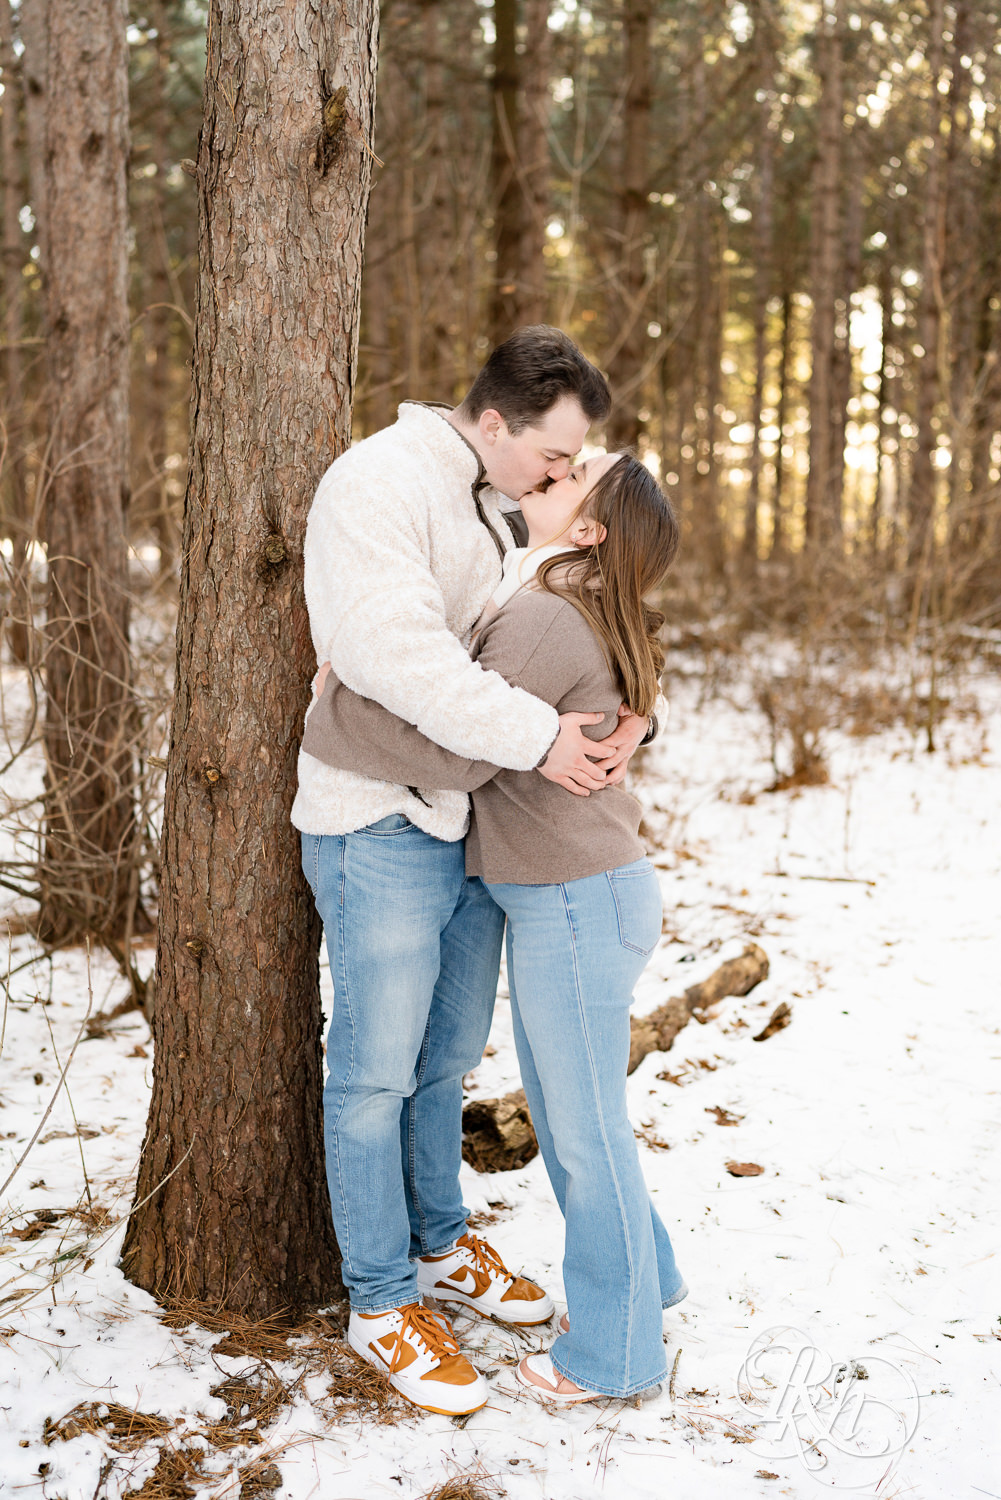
1, 644, 1000, 1500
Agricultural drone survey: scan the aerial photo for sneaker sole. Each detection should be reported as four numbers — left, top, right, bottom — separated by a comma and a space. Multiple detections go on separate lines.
346, 1328, 489, 1417
514, 1361, 600, 1405
419, 1283, 555, 1327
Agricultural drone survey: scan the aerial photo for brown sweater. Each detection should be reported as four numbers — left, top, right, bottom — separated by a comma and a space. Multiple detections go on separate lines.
301, 589, 647, 884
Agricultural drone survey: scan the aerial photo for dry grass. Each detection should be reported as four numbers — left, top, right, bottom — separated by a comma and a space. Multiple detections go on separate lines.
237, 1457, 284, 1497
158, 1299, 299, 1360
205, 1370, 293, 1450
122, 1446, 203, 1499
292, 1316, 412, 1424
43, 1402, 173, 1450
421, 1460, 507, 1500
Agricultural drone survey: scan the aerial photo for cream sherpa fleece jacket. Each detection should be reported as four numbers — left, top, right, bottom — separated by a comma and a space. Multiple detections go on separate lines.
291, 403, 560, 839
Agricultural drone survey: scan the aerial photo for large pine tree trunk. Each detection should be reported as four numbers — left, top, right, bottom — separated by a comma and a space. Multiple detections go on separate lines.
38, 0, 137, 945
121, 0, 379, 1317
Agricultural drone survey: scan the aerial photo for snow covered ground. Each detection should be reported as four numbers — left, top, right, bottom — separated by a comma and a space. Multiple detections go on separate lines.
2, 652, 1000, 1500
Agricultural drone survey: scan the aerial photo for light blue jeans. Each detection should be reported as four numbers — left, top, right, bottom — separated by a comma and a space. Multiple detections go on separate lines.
302, 818, 505, 1312
486, 857, 686, 1397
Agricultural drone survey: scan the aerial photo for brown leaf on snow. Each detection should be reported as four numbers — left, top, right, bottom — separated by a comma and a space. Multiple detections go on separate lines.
706, 1106, 744, 1126
756, 1472, 780, 1480
726, 1160, 765, 1177
753, 1002, 792, 1041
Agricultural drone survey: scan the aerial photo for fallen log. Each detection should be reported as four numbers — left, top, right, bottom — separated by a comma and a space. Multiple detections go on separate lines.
627, 942, 770, 1074
461, 943, 770, 1173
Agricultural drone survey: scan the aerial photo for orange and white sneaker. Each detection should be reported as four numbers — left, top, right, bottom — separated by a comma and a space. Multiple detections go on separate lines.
346, 1302, 489, 1416
417, 1231, 554, 1325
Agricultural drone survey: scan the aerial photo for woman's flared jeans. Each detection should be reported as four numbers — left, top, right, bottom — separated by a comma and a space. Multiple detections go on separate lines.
486, 858, 686, 1397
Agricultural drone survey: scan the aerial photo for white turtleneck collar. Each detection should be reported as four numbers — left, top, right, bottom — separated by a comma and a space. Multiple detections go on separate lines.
491, 544, 573, 611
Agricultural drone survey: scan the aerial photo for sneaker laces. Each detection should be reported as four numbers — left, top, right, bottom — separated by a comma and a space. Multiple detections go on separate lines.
460, 1233, 513, 1284
387, 1303, 459, 1374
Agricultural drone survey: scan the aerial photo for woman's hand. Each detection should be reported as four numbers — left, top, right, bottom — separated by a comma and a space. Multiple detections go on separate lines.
538, 712, 607, 796
587, 706, 649, 786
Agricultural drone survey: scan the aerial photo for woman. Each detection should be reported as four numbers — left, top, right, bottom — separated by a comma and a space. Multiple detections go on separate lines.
303, 452, 686, 1403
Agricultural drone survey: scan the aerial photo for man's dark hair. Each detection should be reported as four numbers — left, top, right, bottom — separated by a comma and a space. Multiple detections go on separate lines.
456, 325, 611, 434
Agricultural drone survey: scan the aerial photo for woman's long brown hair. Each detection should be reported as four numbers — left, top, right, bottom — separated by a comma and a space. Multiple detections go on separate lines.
535, 455, 680, 717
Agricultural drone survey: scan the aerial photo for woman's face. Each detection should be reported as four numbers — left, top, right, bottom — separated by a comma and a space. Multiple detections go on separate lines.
517, 452, 619, 548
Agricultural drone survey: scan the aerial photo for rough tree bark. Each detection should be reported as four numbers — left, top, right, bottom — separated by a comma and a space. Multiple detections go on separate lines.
38, 0, 138, 944
121, 0, 379, 1316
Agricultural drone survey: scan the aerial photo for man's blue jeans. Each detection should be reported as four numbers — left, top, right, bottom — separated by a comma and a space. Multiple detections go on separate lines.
486, 858, 686, 1397
302, 818, 505, 1312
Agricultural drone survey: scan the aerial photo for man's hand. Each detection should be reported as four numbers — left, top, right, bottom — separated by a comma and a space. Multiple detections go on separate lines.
587, 706, 649, 787
538, 711, 607, 796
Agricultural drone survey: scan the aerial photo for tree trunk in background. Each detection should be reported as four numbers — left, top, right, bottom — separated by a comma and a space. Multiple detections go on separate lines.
687, 41, 726, 576
19, 0, 45, 272
0, 0, 30, 664
517, 0, 550, 326
418, 0, 457, 400
606, 0, 653, 449
490, 0, 524, 342
831, 125, 862, 543
743, 4, 776, 564
967, 135, 1001, 562
909, 0, 945, 574
38, 0, 137, 945
122, 0, 379, 1316
146, 0, 177, 583
770, 287, 793, 558
805, 0, 843, 552
870, 253, 893, 553
490, 0, 549, 342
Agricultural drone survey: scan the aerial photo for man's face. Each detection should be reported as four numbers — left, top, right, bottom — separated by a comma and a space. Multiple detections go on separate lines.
476, 396, 591, 501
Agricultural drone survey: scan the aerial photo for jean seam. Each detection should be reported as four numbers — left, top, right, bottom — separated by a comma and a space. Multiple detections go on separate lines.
408, 1022, 432, 1253
559, 882, 638, 1390
329, 835, 354, 1274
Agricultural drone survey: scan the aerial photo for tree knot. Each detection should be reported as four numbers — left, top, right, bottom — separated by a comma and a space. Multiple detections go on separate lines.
315, 84, 348, 176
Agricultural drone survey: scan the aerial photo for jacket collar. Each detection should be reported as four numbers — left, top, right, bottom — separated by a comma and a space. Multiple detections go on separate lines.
398, 402, 485, 488
398, 401, 508, 560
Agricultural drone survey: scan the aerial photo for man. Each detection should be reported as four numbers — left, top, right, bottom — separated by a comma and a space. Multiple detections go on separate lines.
292, 327, 653, 1415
